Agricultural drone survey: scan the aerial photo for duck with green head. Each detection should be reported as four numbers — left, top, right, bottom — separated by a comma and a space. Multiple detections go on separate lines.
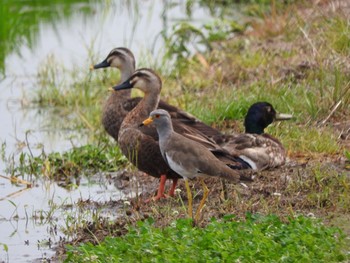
222, 102, 292, 170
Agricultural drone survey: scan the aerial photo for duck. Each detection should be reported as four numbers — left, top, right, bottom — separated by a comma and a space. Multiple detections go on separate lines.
141, 109, 251, 221
92, 47, 137, 140
91, 47, 223, 142
111, 68, 253, 202
221, 102, 292, 170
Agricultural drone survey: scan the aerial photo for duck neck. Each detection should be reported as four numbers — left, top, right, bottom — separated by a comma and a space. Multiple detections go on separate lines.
123, 90, 160, 126
117, 64, 135, 99
139, 90, 160, 118
245, 123, 264, 134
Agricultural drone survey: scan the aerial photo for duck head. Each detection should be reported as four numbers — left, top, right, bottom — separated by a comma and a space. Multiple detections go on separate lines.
91, 47, 135, 70
111, 68, 162, 95
244, 102, 292, 134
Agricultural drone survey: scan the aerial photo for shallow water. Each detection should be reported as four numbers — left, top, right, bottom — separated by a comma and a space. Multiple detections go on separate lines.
0, 1, 216, 262
0, 172, 135, 262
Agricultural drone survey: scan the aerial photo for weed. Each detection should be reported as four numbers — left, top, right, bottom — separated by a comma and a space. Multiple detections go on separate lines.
286, 165, 350, 212
8, 200, 19, 220
5, 137, 127, 185
345, 150, 350, 161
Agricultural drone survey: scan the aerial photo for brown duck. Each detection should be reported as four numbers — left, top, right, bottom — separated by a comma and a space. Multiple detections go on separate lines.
91, 47, 223, 142
92, 47, 136, 140
111, 68, 229, 201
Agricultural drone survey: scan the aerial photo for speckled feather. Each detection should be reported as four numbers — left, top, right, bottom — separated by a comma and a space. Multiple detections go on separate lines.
222, 133, 286, 170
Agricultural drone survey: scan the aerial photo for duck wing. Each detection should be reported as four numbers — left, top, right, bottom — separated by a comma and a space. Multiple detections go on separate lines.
222, 133, 286, 170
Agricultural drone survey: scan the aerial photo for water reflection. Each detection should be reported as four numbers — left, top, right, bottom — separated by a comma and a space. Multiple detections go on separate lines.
0, 0, 106, 75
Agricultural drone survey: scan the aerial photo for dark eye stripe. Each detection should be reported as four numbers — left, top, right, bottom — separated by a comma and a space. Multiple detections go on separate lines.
124, 71, 149, 83
128, 68, 160, 84
134, 71, 151, 80
108, 50, 125, 59
108, 48, 133, 59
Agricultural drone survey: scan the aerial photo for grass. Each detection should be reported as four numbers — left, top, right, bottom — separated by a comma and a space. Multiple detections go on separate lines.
4, 136, 128, 185
65, 214, 349, 262
286, 165, 350, 211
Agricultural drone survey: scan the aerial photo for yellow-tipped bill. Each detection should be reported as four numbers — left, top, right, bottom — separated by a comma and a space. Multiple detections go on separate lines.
142, 117, 154, 126
108, 87, 115, 92
89, 65, 94, 71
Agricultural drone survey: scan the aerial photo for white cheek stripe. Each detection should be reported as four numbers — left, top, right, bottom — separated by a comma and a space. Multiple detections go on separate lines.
130, 77, 138, 85
239, 155, 257, 170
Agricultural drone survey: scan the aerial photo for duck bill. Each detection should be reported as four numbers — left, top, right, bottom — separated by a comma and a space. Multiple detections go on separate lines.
92, 59, 110, 69
275, 113, 293, 121
112, 80, 133, 91
141, 117, 154, 126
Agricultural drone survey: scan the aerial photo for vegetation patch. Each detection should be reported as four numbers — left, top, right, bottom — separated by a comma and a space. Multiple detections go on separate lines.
65, 214, 349, 262
4, 138, 127, 187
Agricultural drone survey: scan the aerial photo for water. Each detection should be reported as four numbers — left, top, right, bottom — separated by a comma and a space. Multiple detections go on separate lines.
0, 1, 217, 261
0, 173, 134, 263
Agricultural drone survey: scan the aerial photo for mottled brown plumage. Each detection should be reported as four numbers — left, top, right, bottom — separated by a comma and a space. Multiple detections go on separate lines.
92, 47, 223, 142
116, 69, 179, 180
113, 69, 184, 201
92, 47, 136, 140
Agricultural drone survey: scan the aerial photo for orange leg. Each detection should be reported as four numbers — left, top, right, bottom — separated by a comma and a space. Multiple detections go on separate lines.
168, 178, 178, 197
145, 175, 167, 202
